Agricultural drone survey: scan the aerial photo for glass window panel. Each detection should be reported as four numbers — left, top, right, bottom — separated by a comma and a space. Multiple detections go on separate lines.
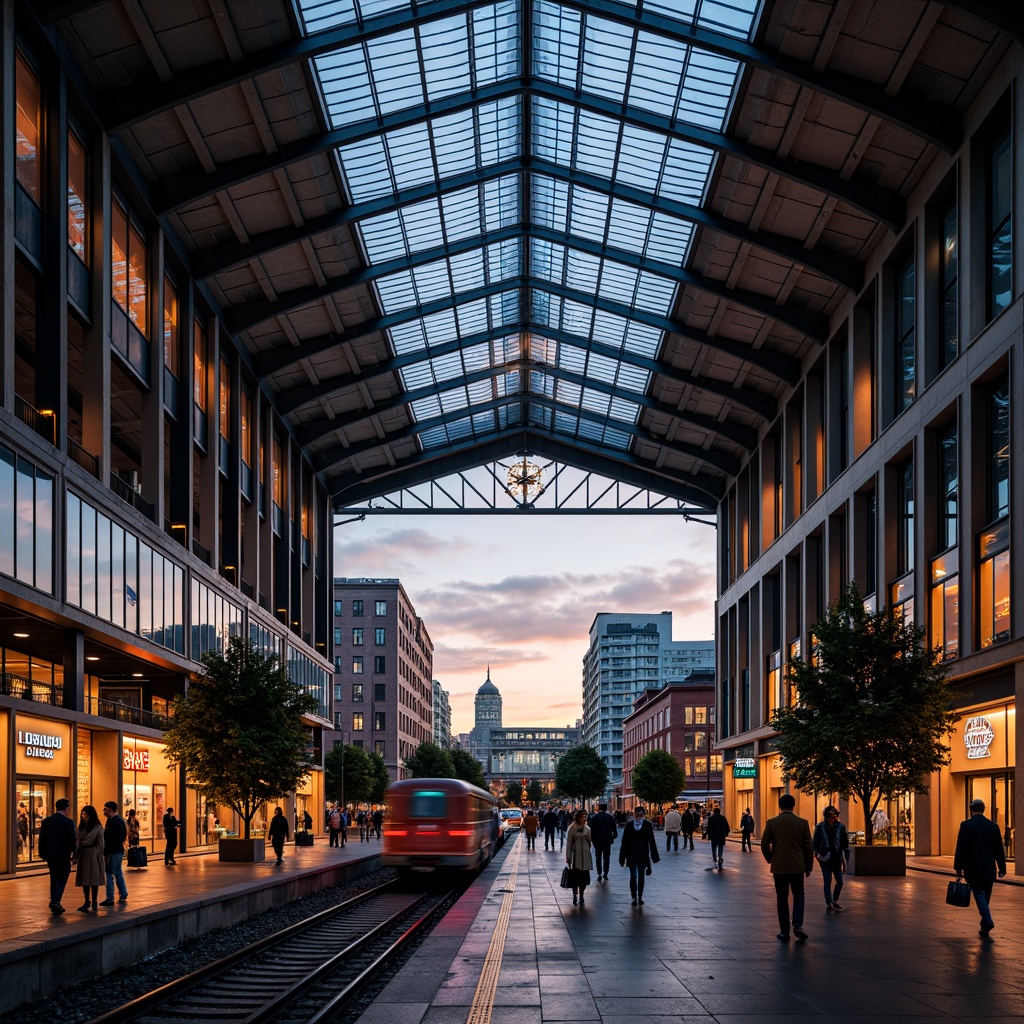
111, 524, 124, 628
97, 513, 111, 622
15, 458, 34, 586
68, 132, 88, 262
15, 55, 41, 202
111, 202, 129, 313
128, 221, 149, 335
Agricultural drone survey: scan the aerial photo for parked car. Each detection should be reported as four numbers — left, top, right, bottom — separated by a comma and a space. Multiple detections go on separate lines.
500, 808, 523, 835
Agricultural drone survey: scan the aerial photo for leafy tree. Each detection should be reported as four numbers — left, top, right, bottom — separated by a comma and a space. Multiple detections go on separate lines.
631, 750, 686, 812
451, 748, 487, 790
368, 752, 391, 803
163, 636, 318, 839
773, 582, 957, 844
526, 779, 544, 807
504, 781, 523, 807
555, 745, 609, 806
403, 742, 455, 779
324, 744, 374, 806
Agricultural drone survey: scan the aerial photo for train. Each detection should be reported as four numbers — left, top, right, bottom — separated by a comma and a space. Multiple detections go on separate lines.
382, 777, 503, 871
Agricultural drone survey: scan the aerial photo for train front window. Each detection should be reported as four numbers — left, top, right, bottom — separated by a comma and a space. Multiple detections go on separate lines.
409, 791, 447, 818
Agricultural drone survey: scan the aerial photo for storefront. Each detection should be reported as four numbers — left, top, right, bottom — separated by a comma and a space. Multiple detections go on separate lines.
121, 736, 179, 852
14, 714, 72, 867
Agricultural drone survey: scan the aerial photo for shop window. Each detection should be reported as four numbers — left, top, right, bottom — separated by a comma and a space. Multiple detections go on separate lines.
988, 127, 1012, 319
979, 521, 1010, 648
930, 550, 959, 660
352, 656, 364, 674
375, 627, 385, 645
352, 627, 363, 645
375, 600, 387, 615
374, 656, 385, 673
352, 712, 363, 731
352, 683, 363, 701
68, 131, 88, 262
15, 54, 42, 203
895, 255, 915, 414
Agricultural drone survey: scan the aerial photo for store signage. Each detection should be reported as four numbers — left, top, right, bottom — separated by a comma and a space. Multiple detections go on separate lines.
733, 756, 757, 779
18, 730, 62, 759
123, 748, 150, 771
963, 716, 995, 760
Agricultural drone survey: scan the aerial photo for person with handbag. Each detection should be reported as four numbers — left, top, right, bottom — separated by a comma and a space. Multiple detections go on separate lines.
618, 805, 660, 906
565, 809, 593, 906
953, 798, 1006, 936
812, 806, 849, 912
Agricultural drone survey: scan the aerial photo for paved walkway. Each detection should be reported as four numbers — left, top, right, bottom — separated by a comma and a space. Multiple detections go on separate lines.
360, 833, 1024, 1024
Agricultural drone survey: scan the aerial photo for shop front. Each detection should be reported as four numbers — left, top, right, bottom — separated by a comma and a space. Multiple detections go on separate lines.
121, 736, 179, 854
14, 714, 72, 867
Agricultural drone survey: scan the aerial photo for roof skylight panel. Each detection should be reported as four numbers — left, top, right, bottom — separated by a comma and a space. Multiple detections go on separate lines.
411, 394, 443, 419
491, 334, 523, 363
527, 334, 558, 365
296, 0, 412, 34
531, 371, 560, 400
533, 0, 581, 85
554, 343, 587, 375
616, 363, 652, 394
578, 20, 634, 104
529, 405, 553, 430
531, 97, 576, 166
418, 425, 450, 449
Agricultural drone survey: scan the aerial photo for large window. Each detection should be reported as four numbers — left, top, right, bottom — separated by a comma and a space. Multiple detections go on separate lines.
988, 128, 1012, 319
375, 600, 387, 616
939, 199, 957, 368
938, 419, 958, 552
930, 551, 959, 661
15, 54, 41, 203
0, 445, 53, 594
896, 458, 915, 576
375, 627, 385, 645
895, 256, 915, 414
352, 628, 363, 645
68, 131, 88, 261
979, 522, 1010, 648
989, 379, 1009, 523
111, 200, 148, 335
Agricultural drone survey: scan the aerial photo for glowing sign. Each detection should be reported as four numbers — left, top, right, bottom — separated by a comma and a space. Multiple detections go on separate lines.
123, 748, 150, 771
733, 756, 757, 778
963, 717, 995, 760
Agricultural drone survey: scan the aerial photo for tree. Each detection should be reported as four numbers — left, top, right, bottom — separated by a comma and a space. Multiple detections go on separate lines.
631, 750, 686, 812
555, 745, 609, 806
773, 582, 957, 844
403, 742, 455, 779
526, 779, 544, 807
504, 781, 523, 807
163, 636, 318, 839
451, 748, 487, 790
324, 744, 375, 806
368, 752, 391, 803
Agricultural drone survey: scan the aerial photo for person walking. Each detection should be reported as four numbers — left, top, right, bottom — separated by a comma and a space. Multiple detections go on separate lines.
542, 805, 558, 850
740, 808, 755, 852
707, 806, 731, 869
680, 804, 696, 850
303, 809, 314, 835
75, 805, 105, 912
329, 806, 342, 847
565, 809, 593, 906
618, 805, 660, 906
954, 798, 1007, 937
339, 807, 348, 846
372, 808, 384, 839
522, 808, 539, 850
588, 802, 618, 880
163, 808, 181, 865
760, 794, 813, 942
100, 801, 128, 905
357, 809, 368, 841
557, 808, 569, 850
663, 804, 682, 853
269, 806, 290, 864
812, 806, 849, 912
38, 797, 77, 914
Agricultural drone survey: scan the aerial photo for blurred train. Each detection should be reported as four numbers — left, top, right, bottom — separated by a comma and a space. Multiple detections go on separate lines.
382, 778, 502, 871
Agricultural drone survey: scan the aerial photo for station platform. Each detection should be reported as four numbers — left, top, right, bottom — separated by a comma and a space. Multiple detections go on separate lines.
360, 833, 1024, 1024
0, 835, 382, 1015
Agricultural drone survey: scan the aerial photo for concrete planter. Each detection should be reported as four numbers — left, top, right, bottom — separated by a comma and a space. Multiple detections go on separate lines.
846, 844, 906, 876
218, 837, 266, 862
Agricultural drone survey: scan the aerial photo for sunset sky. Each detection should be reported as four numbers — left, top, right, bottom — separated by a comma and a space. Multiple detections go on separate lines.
333, 514, 718, 734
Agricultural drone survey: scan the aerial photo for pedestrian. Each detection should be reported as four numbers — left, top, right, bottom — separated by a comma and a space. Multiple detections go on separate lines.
329, 806, 342, 847
740, 807, 755, 852
813, 805, 849, 912
269, 805, 290, 864
680, 803, 696, 850
372, 808, 384, 839
339, 807, 348, 845
163, 807, 180, 865
707, 806, 731, 869
523, 808, 539, 850
588, 802, 618, 880
664, 804, 682, 853
303, 809, 314, 833
618, 805, 660, 906
565, 808, 593, 906
357, 809, 367, 841
557, 807, 569, 849
953, 798, 1007, 937
75, 805, 105, 912
126, 809, 141, 851
38, 797, 77, 914
542, 805, 558, 850
100, 800, 128, 905
760, 793, 813, 942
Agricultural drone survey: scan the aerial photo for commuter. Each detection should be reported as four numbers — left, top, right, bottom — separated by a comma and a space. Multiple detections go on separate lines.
954, 798, 1007, 937
557, 807, 569, 849
269, 806, 290, 864
565, 809, 593, 906
303, 809, 314, 834
522, 808, 539, 850
588, 802, 618, 880
126, 809, 141, 851
163, 808, 181, 865
740, 808, 755, 852
329, 807, 342, 847
75, 805, 105, 912
372, 808, 384, 839
760, 793, 813, 942
100, 800, 128, 905
357, 809, 368, 841
618, 805, 660, 906
680, 804, 696, 850
700, 807, 710, 840
542, 805, 558, 850
707, 806, 730, 869
813, 806, 849, 912
663, 804, 682, 853
339, 807, 348, 846
38, 797, 76, 914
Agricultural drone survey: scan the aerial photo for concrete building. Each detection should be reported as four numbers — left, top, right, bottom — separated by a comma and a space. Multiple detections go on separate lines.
469, 667, 502, 761
432, 679, 452, 749
328, 580, 433, 782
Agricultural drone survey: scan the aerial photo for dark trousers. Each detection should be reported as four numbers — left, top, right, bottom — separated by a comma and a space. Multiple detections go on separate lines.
329, 827, 339, 847
593, 842, 611, 876
666, 831, 679, 852
773, 872, 805, 933
819, 858, 844, 905
741, 831, 753, 851
681, 830, 694, 849
165, 835, 177, 864
544, 827, 556, 849
526, 832, 536, 849
47, 860, 71, 906
627, 862, 646, 900
272, 837, 285, 861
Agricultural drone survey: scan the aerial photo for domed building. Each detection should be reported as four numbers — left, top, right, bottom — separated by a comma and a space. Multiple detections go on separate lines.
470, 667, 502, 753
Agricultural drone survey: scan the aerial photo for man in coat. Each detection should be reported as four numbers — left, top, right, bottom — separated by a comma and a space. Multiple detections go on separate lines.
162, 807, 181, 865
542, 805, 559, 850
38, 797, 77, 914
760, 793, 813, 942
706, 806, 731, 869
680, 803, 696, 850
269, 805, 290, 864
663, 804, 682, 853
954, 798, 1007, 936
618, 805, 660, 905
588, 802, 618, 880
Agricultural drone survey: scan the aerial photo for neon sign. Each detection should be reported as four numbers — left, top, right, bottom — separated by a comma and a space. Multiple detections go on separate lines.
963, 717, 995, 760
123, 748, 150, 771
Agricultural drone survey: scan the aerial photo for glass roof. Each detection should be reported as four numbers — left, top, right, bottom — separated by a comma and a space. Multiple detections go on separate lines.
297, 0, 761, 464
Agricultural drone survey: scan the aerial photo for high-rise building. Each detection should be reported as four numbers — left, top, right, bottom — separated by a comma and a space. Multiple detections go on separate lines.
328, 580, 433, 782
432, 680, 451, 749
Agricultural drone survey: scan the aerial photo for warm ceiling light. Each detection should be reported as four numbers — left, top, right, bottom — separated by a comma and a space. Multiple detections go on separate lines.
132, 673, 144, 678
13, 632, 29, 638
86, 656, 100, 662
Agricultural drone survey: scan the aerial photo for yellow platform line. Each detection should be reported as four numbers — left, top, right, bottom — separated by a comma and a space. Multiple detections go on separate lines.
465, 837, 524, 1024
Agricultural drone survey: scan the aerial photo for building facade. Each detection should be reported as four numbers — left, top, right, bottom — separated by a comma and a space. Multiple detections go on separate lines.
432, 679, 451, 749
327, 580, 433, 782
469, 667, 502, 761
1, 8, 336, 872
487, 726, 581, 796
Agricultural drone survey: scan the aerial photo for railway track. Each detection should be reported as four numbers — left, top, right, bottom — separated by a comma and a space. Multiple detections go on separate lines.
87, 877, 458, 1024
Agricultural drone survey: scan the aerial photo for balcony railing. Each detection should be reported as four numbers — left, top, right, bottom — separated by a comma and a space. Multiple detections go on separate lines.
110, 472, 156, 521
85, 695, 172, 731
192, 538, 211, 565
1, 672, 64, 706
68, 437, 100, 478
14, 394, 56, 446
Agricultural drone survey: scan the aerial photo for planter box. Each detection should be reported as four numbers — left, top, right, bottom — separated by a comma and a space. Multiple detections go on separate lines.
846, 845, 906, 876
218, 837, 266, 862
295, 831, 314, 847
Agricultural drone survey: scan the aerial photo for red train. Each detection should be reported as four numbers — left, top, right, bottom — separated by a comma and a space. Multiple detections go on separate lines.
382, 778, 503, 871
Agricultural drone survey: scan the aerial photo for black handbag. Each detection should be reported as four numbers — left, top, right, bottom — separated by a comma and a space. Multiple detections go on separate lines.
945, 876, 971, 907
559, 866, 572, 889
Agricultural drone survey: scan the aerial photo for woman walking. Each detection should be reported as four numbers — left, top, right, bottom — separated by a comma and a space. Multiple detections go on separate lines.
565, 809, 593, 906
75, 805, 105, 911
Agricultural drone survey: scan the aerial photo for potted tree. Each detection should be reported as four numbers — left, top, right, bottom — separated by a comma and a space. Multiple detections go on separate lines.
164, 637, 319, 862
772, 583, 957, 875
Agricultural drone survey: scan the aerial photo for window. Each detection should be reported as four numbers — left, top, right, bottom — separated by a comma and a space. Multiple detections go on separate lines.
684, 758, 693, 776
15, 54, 41, 203
375, 740, 385, 757
194, 320, 207, 410
333, 683, 342, 701
333, 600, 342, 616
895, 255, 915, 413
989, 379, 1009, 523
693, 757, 708, 776
68, 131, 88, 261
695, 732, 707, 750
374, 656, 386, 673
375, 600, 387, 616
930, 550, 959, 661
333, 627, 341, 645
352, 712, 364, 730
353, 739, 364, 749
374, 712, 386, 731
352, 628, 363, 645
684, 734, 694, 752
374, 683, 385, 701
684, 707, 694, 725
375, 627, 386, 645
352, 656, 364, 674
352, 683, 363, 701
988, 127, 1012, 319
219, 357, 230, 442
940, 199, 957, 368
111, 199, 148, 334
694, 707, 708, 725
710, 754, 723, 773
241, 385, 252, 469
352, 600, 364, 616
938, 419, 958, 552
896, 458, 914, 576
979, 522, 1010, 648
163, 279, 179, 376
333, 656, 342, 672
272, 435, 284, 508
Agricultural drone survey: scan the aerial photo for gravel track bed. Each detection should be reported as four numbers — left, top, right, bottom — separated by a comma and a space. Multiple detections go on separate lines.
0, 867, 399, 1024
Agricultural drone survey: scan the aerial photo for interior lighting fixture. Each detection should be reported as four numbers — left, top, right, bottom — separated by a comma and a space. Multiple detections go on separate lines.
86, 656, 100, 662
13, 632, 29, 638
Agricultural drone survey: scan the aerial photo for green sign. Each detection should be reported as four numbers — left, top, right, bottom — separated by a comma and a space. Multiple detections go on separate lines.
732, 757, 757, 779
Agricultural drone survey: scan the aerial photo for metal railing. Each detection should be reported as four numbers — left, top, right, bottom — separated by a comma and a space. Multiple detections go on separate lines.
192, 538, 211, 564
68, 437, 100, 478
0, 672, 64, 706
84, 695, 172, 731
109, 471, 156, 521
14, 394, 56, 446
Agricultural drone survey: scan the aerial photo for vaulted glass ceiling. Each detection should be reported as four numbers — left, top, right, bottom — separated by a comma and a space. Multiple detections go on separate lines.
296, 0, 761, 481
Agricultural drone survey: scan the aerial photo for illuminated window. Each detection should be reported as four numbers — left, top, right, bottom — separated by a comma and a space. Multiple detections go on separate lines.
111, 200, 149, 335
710, 755, 723, 773
272, 435, 284, 508
930, 551, 959, 660
684, 706, 694, 725
240, 385, 252, 468
219, 358, 230, 441
352, 712, 363, 730
694, 757, 708, 776
694, 706, 708, 725
15, 54, 41, 202
352, 656, 364, 674
163, 279, 179, 374
193, 321, 206, 409
766, 650, 782, 718
68, 131, 88, 261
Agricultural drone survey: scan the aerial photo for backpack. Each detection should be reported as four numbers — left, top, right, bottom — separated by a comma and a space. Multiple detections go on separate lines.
330, 811, 341, 829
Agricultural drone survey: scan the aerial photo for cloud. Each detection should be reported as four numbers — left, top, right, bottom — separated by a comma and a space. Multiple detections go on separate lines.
335, 527, 474, 575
